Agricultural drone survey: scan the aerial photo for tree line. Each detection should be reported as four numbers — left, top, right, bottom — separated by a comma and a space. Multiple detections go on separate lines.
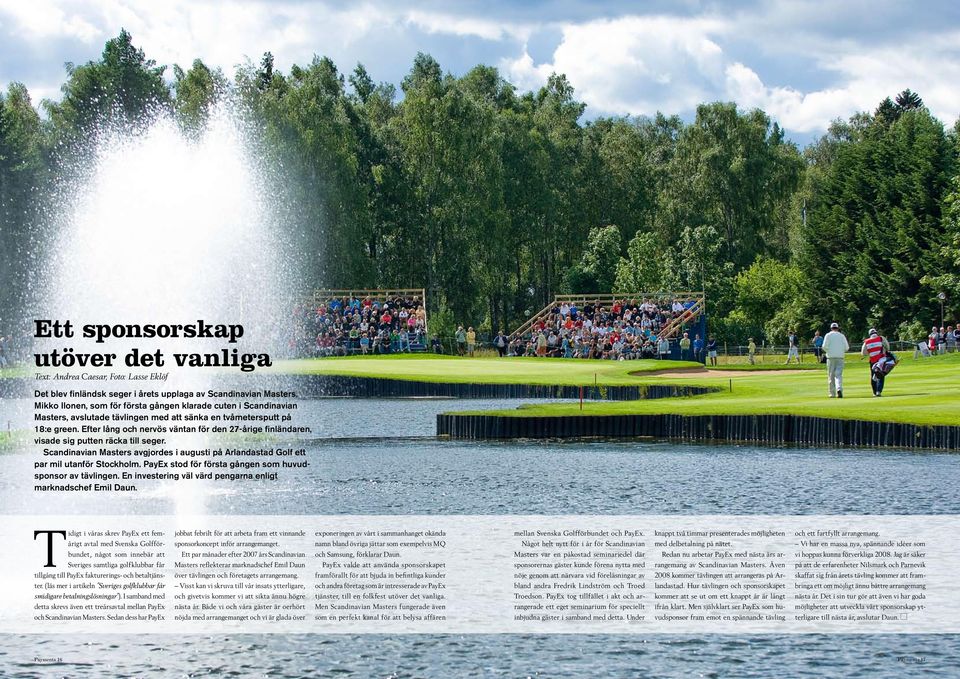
1, 30, 958, 342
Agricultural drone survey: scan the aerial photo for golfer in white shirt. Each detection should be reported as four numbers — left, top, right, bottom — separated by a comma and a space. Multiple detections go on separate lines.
821, 322, 850, 398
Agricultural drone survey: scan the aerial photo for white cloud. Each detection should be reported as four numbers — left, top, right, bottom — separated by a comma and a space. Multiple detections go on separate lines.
724, 36, 960, 133
504, 15, 728, 115
404, 9, 531, 42
70, 1, 399, 71
503, 10, 960, 134
723, 62, 862, 133
2, 1, 960, 135
0, 0, 100, 42
0, 1, 531, 72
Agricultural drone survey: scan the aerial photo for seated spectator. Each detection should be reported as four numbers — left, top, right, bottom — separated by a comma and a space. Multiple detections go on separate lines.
293, 293, 428, 358
511, 296, 703, 363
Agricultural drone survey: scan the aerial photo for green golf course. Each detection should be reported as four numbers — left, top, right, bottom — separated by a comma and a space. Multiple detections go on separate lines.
278, 354, 695, 385
275, 352, 960, 427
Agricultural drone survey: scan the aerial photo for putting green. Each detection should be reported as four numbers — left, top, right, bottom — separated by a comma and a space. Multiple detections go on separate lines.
275, 352, 960, 427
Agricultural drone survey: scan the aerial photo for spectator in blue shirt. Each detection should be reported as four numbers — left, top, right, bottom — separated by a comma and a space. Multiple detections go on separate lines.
693, 334, 704, 363
812, 330, 824, 363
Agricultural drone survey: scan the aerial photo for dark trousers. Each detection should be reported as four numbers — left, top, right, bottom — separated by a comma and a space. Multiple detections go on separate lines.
871, 369, 885, 395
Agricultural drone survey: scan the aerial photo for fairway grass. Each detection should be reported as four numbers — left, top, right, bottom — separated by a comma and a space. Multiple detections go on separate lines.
275, 353, 960, 427
4, 353, 956, 427
275, 354, 702, 386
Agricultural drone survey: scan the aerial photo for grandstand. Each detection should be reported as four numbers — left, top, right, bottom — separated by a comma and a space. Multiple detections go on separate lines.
295, 288, 428, 355
510, 291, 707, 361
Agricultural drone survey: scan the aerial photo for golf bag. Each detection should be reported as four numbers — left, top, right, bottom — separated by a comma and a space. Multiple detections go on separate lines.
872, 352, 898, 377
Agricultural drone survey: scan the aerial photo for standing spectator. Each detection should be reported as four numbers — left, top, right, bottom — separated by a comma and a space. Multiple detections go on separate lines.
938, 327, 946, 354
812, 330, 824, 363
822, 321, 849, 398
747, 338, 757, 365
679, 332, 691, 361
493, 329, 508, 357
657, 336, 671, 360
455, 326, 467, 356
536, 330, 548, 357
706, 336, 718, 366
466, 327, 477, 357
928, 326, 938, 355
860, 328, 890, 396
785, 330, 800, 364
693, 334, 704, 363
946, 325, 956, 353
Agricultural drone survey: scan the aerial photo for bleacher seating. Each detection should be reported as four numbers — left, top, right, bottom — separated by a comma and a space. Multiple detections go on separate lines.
292, 288, 428, 356
509, 292, 706, 360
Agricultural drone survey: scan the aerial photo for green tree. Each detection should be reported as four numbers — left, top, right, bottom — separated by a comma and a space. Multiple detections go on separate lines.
895, 89, 923, 112
921, 172, 960, 319
729, 257, 807, 342
45, 29, 171, 151
660, 102, 804, 267
802, 101, 953, 336
614, 231, 666, 292
391, 54, 506, 323
271, 56, 371, 286
173, 59, 228, 133
564, 224, 621, 293
528, 73, 586, 304
0, 83, 44, 319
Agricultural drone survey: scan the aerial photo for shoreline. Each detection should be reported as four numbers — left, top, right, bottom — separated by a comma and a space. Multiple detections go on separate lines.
436, 412, 960, 451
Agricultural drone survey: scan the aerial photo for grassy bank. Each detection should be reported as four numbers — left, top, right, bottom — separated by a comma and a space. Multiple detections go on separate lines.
277, 352, 960, 427
466, 353, 960, 427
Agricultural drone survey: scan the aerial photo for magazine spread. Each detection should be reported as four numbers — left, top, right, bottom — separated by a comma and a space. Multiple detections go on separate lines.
2, 2, 959, 677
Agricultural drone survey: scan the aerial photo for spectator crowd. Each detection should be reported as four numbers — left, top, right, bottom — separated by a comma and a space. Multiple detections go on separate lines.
291, 295, 427, 356
920, 325, 959, 356
285, 291, 958, 365
502, 297, 701, 361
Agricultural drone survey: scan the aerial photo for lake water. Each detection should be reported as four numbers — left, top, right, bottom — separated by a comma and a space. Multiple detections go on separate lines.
2, 397, 958, 676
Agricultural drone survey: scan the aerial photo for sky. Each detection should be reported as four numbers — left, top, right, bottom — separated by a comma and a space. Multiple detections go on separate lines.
1, 0, 959, 145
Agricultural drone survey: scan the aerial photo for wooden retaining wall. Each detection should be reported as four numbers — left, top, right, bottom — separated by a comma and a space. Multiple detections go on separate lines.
436, 413, 960, 451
